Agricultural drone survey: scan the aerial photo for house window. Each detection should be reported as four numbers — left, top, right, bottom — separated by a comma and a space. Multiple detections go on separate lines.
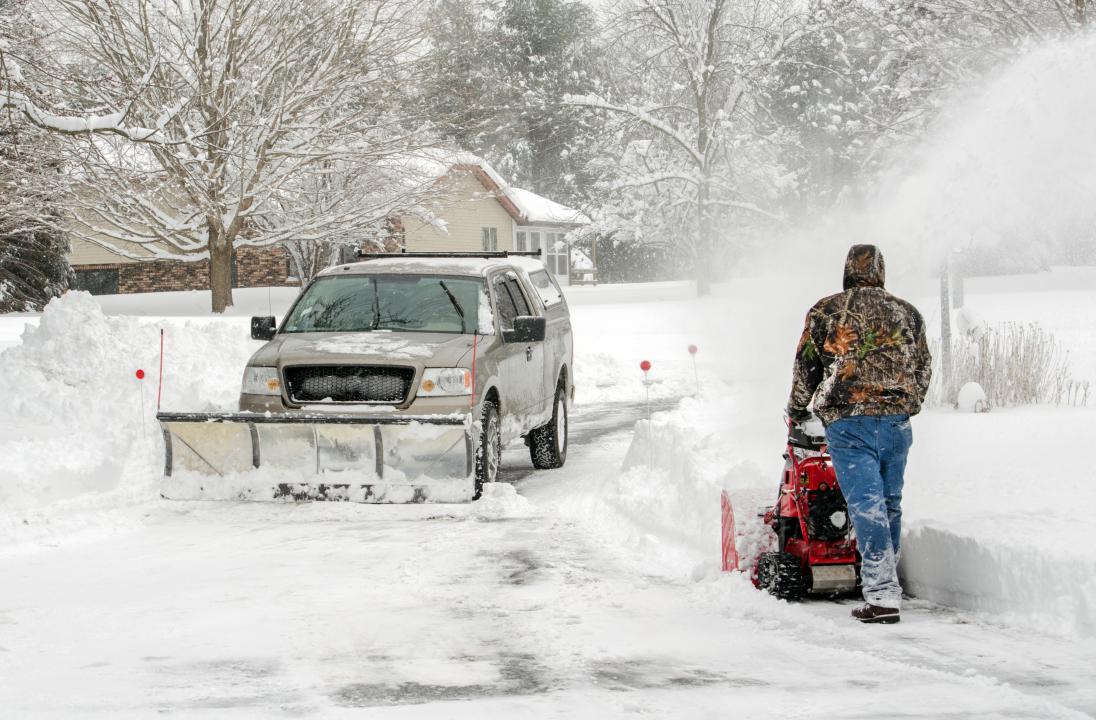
481, 227, 498, 251
528, 231, 541, 254
72, 268, 119, 295
516, 231, 527, 251
545, 232, 569, 277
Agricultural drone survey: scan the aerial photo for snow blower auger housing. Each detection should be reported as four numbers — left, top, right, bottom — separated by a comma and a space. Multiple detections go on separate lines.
721, 414, 860, 599
157, 253, 575, 504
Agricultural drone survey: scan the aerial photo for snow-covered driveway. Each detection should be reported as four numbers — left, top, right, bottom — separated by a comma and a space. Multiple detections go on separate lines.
1, 401, 1093, 718
3, 274, 1096, 718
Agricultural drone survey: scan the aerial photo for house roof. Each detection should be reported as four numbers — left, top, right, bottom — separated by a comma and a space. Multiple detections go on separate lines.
408, 149, 589, 228
509, 187, 591, 226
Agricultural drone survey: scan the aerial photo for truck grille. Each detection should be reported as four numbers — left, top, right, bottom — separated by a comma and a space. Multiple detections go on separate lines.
284, 365, 415, 404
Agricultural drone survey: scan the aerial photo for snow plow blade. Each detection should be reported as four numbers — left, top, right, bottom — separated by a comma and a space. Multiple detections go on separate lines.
157, 412, 475, 503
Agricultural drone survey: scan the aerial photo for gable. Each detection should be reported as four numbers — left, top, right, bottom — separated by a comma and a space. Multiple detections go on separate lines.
400, 171, 515, 252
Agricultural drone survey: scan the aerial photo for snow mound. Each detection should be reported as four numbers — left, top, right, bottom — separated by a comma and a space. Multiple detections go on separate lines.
956, 381, 988, 412
470, 482, 533, 520
558, 398, 771, 579
0, 292, 256, 542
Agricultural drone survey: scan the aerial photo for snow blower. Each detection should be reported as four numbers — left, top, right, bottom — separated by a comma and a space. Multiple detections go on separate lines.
721, 414, 859, 599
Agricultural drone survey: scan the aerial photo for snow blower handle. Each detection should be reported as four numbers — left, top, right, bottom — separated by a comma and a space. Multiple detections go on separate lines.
785, 407, 811, 433
785, 408, 826, 450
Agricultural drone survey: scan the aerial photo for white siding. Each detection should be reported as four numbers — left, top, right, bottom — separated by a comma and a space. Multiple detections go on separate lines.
402, 173, 515, 252
69, 236, 140, 266
66, 184, 164, 266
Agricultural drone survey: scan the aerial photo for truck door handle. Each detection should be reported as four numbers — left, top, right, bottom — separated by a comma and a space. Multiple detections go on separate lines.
525, 347, 533, 361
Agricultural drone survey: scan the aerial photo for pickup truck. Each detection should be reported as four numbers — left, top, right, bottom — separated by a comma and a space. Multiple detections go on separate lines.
241, 252, 574, 495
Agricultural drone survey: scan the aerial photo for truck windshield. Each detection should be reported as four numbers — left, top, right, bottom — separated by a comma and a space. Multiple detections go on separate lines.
283, 275, 485, 334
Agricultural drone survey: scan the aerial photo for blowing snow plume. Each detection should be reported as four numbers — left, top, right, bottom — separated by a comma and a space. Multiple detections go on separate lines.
772, 32, 1096, 279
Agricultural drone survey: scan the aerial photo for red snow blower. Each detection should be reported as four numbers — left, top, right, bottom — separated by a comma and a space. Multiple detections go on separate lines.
721, 414, 859, 600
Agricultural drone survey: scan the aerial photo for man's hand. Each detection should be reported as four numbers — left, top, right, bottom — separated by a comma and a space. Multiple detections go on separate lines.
786, 406, 812, 425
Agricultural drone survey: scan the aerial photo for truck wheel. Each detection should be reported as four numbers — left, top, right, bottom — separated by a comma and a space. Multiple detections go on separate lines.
756, 551, 807, 600
475, 400, 501, 499
529, 383, 568, 469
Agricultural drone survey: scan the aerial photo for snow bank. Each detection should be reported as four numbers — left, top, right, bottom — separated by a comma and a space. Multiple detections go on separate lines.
573, 349, 703, 405
554, 398, 771, 579
563, 281, 733, 406
560, 394, 1096, 638
900, 408, 1096, 637
0, 292, 257, 543
902, 525, 1096, 637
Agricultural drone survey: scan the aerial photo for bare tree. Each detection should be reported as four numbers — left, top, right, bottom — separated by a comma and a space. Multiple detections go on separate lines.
22, 0, 433, 312
567, 0, 792, 295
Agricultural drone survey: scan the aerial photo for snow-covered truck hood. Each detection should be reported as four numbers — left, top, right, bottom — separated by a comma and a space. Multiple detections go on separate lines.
249, 331, 477, 368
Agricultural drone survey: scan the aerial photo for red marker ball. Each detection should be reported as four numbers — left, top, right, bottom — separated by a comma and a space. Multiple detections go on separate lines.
640, 360, 651, 372
688, 344, 698, 355
135, 369, 145, 380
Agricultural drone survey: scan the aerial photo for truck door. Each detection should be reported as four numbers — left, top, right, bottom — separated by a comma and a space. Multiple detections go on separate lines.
491, 273, 546, 428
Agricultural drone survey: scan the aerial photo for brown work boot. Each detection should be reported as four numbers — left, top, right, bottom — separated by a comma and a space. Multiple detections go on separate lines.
851, 603, 900, 624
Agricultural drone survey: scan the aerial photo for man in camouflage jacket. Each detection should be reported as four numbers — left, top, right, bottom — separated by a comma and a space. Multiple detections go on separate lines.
788, 244, 932, 623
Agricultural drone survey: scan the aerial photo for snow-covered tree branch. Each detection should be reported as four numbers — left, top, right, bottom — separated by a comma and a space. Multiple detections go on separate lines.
567, 0, 789, 294
20, 0, 437, 312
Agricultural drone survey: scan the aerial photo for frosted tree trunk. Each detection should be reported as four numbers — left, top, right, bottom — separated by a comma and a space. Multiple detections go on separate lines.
209, 224, 234, 314
695, 178, 712, 297
940, 263, 952, 384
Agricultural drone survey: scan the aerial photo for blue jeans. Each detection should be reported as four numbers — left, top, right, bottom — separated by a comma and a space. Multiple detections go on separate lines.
825, 415, 913, 609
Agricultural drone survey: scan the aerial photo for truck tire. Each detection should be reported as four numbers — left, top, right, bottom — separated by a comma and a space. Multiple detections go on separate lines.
529, 383, 568, 469
756, 551, 807, 601
475, 400, 501, 499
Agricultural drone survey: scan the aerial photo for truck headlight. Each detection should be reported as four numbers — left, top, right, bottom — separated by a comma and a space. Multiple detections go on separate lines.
242, 366, 282, 396
418, 368, 472, 397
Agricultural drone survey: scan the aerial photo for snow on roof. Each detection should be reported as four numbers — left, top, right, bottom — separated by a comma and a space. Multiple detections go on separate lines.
508, 187, 591, 226
401, 148, 589, 227
318, 254, 549, 278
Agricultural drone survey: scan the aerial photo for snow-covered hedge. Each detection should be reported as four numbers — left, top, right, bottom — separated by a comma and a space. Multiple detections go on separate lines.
930, 322, 1090, 409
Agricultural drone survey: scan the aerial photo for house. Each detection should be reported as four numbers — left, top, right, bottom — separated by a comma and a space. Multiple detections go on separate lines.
395, 153, 591, 284
68, 239, 293, 296
67, 153, 591, 294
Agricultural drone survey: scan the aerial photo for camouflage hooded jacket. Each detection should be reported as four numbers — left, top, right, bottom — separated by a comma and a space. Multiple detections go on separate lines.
789, 245, 932, 426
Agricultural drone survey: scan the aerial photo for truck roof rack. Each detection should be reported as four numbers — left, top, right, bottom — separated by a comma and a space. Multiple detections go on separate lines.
359, 250, 544, 260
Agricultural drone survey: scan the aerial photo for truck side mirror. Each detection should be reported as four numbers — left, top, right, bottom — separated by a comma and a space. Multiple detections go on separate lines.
251, 316, 277, 341
503, 316, 546, 343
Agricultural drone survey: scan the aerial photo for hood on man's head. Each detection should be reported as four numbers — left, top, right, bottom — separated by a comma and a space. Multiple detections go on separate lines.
843, 244, 886, 290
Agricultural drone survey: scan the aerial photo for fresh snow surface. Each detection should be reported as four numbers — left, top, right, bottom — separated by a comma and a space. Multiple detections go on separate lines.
509, 186, 591, 225
310, 334, 435, 359
1, 271, 1095, 717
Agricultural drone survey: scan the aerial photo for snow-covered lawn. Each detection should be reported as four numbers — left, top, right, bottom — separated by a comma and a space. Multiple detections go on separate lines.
1, 268, 1094, 717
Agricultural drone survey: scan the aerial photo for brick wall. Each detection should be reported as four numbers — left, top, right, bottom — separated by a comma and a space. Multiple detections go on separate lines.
71, 245, 297, 295
236, 246, 295, 288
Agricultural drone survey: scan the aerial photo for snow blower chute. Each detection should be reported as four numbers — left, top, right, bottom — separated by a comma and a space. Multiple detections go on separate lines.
157, 412, 476, 503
